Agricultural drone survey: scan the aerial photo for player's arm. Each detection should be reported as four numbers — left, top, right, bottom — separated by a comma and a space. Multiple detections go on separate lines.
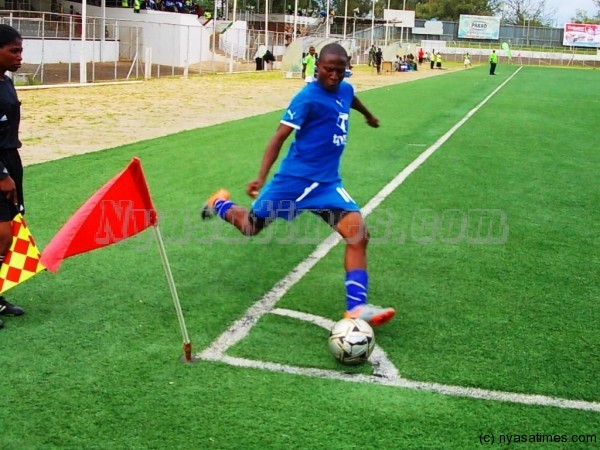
351, 96, 379, 128
246, 123, 294, 197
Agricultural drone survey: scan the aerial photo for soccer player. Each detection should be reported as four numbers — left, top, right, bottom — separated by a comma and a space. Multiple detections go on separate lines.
301, 46, 317, 83
0, 25, 26, 329
201, 43, 395, 327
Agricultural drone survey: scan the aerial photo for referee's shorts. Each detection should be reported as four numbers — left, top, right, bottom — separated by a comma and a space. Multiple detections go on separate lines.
0, 148, 24, 222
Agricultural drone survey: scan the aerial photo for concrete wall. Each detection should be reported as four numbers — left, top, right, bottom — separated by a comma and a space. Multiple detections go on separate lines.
17, 2, 221, 66
23, 38, 119, 64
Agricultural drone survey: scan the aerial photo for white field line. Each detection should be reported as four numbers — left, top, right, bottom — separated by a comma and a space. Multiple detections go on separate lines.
16, 80, 143, 91
206, 354, 600, 412
199, 67, 600, 412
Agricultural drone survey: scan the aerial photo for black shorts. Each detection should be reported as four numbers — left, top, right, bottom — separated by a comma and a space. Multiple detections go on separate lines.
249, 209, 350, 230
0, 148, 24, 222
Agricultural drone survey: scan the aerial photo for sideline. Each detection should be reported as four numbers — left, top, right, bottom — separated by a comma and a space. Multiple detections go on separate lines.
16, 80, 143, 91
198, 66, 596, 412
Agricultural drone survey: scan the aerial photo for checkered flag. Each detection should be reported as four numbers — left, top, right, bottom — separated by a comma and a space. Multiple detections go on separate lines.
0, 214, 45, 294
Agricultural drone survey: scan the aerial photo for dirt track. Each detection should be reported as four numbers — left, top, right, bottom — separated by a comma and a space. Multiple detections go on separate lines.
17, 65, 456, 166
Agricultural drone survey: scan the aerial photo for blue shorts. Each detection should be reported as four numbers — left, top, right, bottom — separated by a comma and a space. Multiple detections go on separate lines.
251, 174, 360, 223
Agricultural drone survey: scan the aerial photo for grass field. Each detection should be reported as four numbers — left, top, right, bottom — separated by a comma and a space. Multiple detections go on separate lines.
1, 65, 599, 449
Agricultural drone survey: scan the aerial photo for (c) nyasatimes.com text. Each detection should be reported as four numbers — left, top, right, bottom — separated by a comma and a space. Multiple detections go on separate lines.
479, 432, 597, 446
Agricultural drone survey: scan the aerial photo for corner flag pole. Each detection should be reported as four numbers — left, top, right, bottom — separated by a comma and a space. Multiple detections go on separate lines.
152, 225, 194, 362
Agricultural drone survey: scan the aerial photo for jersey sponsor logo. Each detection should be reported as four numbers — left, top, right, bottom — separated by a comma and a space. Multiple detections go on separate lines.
332, 112, 349, 146
336, 113, 349, 133
332, 134, 347, 146
286, 109, 296, 120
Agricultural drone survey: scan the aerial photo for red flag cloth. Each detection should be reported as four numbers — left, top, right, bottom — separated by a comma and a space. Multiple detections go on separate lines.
40, 157, 157, 273
0, 214, 45, 294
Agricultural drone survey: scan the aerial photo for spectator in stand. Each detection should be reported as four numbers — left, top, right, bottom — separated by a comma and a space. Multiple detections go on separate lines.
164, 0, 176, 11
175, 0, 187, 12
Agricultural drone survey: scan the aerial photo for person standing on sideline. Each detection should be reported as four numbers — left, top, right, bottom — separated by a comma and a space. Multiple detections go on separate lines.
368, 44, 376, 67
201, 43, 395, 327
302, 46, 317, 83
430, 50, 435, 69
489, 50, 498, 75
375, 47, 383, 74
464, 52, 472, 68
417, 47, 424, 65
0, 25, 26, 329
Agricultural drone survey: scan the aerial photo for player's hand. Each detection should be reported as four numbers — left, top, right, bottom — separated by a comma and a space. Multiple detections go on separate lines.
0, 176, 17, 205
366, 115, 379, 128
246, 179, 263, 198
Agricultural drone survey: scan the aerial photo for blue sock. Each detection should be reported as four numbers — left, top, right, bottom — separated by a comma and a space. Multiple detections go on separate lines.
345, 269, 368, 312
213, 199, 235, 220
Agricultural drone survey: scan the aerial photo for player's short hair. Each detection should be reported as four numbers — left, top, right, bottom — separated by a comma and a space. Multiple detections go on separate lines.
0, 25, 21, 48
319, 43, 348, 61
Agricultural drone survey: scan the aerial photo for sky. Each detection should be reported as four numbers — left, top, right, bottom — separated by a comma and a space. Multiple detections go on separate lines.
545, 0, 597, 25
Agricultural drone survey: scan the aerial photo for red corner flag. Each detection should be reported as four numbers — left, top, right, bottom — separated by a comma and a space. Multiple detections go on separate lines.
40, 157, 157, 273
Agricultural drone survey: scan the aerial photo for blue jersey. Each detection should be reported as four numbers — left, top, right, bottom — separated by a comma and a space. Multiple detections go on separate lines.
276, 80, 355, 183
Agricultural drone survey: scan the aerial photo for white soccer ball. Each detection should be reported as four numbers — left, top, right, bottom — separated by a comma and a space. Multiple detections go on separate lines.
328, 318, 375, 365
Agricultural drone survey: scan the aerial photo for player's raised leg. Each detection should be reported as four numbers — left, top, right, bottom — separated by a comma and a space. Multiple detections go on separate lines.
335, 211, 395, 327
201, 188, 263, 236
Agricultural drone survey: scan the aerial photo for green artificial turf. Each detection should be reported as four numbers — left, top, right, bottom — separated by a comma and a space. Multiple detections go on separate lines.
1, 65, 598, 449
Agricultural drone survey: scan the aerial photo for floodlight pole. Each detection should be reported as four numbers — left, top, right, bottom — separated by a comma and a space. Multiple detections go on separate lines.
343, 0, 348, 40
384, 0, 390, 46
264, 0, 269, 49
401, 0, 406, 44
370, 0, 375, 45
80, 0, 87, 83
152, 225, 194, 363
229, 0, 237, 73
325, 0, 330, 38
293, 0, 298, 40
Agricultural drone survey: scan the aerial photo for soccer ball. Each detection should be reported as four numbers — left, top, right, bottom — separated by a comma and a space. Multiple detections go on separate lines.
328, 318, 375, 365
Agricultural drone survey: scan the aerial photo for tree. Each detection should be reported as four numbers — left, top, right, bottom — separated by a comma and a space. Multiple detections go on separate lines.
570, 0, 600, 23
491, 0, 554, 26
415, 0, 494, 21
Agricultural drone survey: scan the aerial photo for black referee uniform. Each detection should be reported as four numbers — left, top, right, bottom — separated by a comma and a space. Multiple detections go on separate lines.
0, 74, 23, 221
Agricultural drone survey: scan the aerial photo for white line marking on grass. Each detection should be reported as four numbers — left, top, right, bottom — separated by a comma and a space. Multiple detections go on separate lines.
199, 67, 600, 412
204, 354, 600, 412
